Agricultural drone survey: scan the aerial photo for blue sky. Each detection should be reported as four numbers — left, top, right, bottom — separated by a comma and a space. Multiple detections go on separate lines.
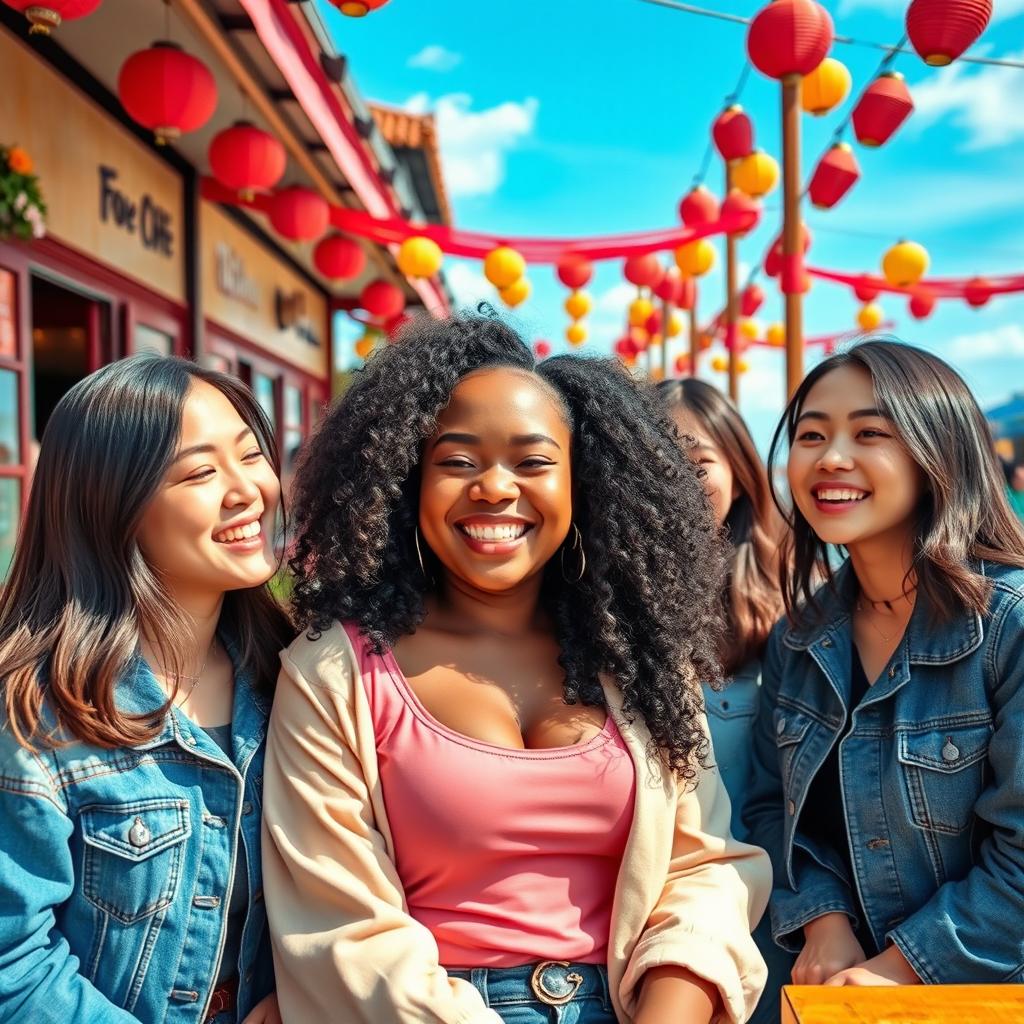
322, 0, 1024, 451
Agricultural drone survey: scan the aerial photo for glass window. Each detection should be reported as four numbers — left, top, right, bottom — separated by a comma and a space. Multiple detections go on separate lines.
284, 384, 303, 465
253, 372, 276, 432
0, 476, 20, 580
0, 369, 20, 465
134, 323, 174, 357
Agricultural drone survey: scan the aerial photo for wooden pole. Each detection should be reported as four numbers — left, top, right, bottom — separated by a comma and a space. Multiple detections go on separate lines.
688, 287, 700, 377
782, 73, 804, 399
725, 162, 739, 402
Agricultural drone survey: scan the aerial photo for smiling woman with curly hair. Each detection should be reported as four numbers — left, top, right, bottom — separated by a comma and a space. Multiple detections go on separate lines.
262, 311, 770, 1024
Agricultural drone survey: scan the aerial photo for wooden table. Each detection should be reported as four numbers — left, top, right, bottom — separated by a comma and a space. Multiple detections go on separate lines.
781, 985, 1024, 1023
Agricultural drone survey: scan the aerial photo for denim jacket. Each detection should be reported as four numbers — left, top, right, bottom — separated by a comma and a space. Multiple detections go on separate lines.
0, 637, 273, 1024
744, 560, 1024, 983
703, 662, 760, 842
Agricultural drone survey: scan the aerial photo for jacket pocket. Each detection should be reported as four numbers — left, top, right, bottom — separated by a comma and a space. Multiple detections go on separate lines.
897, 723, 992, 835
81, 798, 191, 924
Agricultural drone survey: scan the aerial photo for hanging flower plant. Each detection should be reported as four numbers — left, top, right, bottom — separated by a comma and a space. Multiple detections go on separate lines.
0, 144, 47, 240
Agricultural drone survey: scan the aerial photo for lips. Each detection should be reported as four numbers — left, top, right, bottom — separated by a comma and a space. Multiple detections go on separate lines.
453, 516, 534, 555
812, 486, 870, 504
457, 521, 531, 542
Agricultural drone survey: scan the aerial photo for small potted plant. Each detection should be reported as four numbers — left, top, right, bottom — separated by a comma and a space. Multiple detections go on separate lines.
0, 145, 47, 240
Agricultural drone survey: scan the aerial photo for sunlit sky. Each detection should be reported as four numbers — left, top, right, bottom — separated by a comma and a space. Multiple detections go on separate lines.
324, 0, 1024, 452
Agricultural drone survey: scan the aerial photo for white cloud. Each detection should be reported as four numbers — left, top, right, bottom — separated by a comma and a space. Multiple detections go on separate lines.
910, 52, 1024, 150
947, 323, 1024, 362
594, 282, 636, 319
444, 259, 494, 308
406, 45, 462, 73
403, 92, 538, 198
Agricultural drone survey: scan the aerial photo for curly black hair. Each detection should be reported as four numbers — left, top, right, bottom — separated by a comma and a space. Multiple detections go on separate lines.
289, 311, 728, 778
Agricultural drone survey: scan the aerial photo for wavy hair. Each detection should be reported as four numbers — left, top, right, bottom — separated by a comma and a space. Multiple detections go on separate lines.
289, 312, 728, 777
0, 355, 293, 749
769, 339, 1024, 627
657, 378, 783, 673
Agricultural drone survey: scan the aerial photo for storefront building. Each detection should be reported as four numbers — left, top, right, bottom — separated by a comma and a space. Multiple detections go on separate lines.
0, 0, 451, 574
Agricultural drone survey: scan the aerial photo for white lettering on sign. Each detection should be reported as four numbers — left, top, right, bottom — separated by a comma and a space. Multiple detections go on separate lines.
215, 243, 260, 309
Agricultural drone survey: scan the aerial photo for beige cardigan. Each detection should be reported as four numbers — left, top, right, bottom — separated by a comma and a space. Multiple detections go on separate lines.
262, 624, 771, 1024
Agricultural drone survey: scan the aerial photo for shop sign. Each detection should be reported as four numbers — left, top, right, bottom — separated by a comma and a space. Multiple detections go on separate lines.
275, 289, 321, 348
215, 243, 260, 309
99, 165, 173, 257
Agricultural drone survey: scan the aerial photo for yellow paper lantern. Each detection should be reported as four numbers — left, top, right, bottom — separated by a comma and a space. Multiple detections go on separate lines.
739, 318, 762, 341
857, 302, 884, 331
499, 278, 531, 308
649, 333, 663, 348
882, 240, 929, 288
484, 246, 526, 289
397, 235, 443, 278
564, 290, 592, 320
566, 322, 587, 346
674, 239, 715, 277
738, 358, 751, 374
802, 58, 852, 116
355, 334, 376, 360
629, 297, 655, 328
711, 354, 729, 373
667, 312, 683, 338
766, 322, 785, 347
733, 150, 779, 199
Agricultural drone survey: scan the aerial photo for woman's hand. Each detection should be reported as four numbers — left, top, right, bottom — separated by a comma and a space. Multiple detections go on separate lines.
634, 965, 719, 1024
824, 944, 921, 987
241, 993, 282, 1024
791, 913, 865, 985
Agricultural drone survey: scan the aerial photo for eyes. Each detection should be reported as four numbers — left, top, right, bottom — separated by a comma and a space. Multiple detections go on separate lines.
436, 455, 556, 471
182, 448, 266, 483
795, 427, 891, 444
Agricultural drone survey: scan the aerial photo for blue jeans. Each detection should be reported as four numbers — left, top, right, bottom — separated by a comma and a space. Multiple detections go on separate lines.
450, 962, 615, 1024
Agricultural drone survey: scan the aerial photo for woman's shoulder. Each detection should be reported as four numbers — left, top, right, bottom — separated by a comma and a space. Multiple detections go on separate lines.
984, 560, 1024, 601
279, 620, 365, 695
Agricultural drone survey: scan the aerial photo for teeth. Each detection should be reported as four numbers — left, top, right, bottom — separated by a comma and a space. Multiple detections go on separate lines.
817, 488, 867, 502
214, 521, 262, 543
463, 522, 527, 542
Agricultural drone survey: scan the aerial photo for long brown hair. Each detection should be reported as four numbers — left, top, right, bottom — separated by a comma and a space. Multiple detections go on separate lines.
0, 355, 292, 750
658, 378, 783, 673
769, 339, 1024, 627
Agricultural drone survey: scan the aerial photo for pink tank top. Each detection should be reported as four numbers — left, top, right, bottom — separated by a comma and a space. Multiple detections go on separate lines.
347, 624, 636, 968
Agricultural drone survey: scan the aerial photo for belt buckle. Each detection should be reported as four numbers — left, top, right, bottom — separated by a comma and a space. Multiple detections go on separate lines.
530, 960, 584, 1007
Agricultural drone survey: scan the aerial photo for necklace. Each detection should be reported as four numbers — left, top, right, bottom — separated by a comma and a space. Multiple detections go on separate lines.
170, 638, 217, 707
856, 601, 894, 642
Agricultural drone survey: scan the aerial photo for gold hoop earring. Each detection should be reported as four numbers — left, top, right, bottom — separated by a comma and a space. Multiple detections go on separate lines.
560, 522, 586, 584
414, 526, 429, 579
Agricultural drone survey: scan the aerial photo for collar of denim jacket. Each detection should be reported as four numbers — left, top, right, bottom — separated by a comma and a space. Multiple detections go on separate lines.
782, 558, 984, 666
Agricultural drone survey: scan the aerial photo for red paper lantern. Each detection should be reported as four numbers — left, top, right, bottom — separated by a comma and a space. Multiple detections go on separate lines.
809, 142, 860, 209
675, 354, 691, 376
4, 0, 101, 34
209, 121, 286, 199
909, 290, 936, 320
852, 72, 914, 147
645, 311, 663, 335
269, 186, 329, 241
678, 186, 720, 227
854, 276, 880, 302
614, 336, 640, 360
556, 255, 593, 289
623, 254, 664, 288
676, 275, 696, 312
361, 279, 406, 318
313, 234, 366, 280
335, 0, 388, 14
385, 312, 411, 337
654, 267, 683, 304
964, 277, 993, 308
534, 339, 552, 359
712, 106, 754, 162
906, 0, 992, 67
721, 189, 761, 236
118, 42, 217, 145
741, 284, 764, 317
747, 0, 835, 80
765, 224, 812, 277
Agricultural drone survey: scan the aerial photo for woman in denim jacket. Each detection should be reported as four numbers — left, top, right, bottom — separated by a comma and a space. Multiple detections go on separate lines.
745, 340, 1024, 987
659, 379, 794, 1022
0, 356, 291, 1024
